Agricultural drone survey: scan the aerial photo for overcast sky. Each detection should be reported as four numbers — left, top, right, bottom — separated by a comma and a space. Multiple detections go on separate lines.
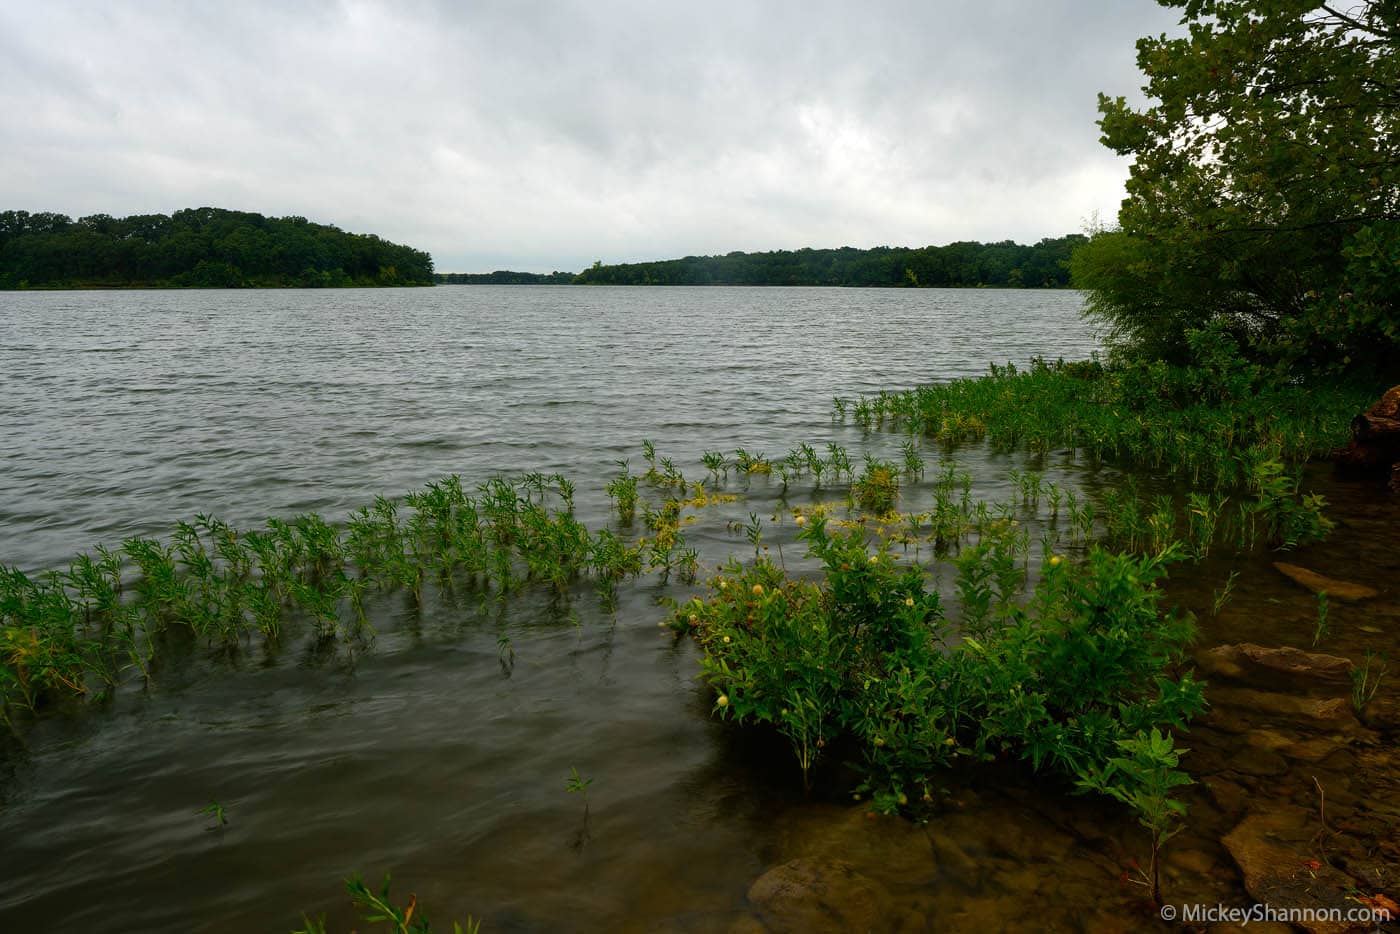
0, 1, 1182, 273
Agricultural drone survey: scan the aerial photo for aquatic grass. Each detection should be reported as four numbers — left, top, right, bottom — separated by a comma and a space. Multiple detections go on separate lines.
900, 440, 925, 479
701, 450, 727, 482
732, 447, 772, 476
1351, 651, 1387, 714
0, 468, 654, 721
835, 359, 1372, 551
605, 464, 639, 523
1312, 591, 1331, 647
1211, 571, 1239, 617
825, 443, 853, 481
852, 457, 899, 516
1184, 493, 1226, 560
297, 874, 480, 934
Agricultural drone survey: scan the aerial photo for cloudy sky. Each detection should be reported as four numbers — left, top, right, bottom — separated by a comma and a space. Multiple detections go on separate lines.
0, 1, 1181, 273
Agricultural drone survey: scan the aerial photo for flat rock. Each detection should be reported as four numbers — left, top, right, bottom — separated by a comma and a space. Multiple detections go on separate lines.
1238, 644, 1353, 682
1221, 809, 1368, 934
1273, 562, 1378, 602
1246, 728, 1348, 763
925, 830, 980, 888
1228, 744, 1290, 777
1208, 686, 1358, 726
1199, 644, 1353, 685
774, 806, 936, 886
747, 859, 891, 934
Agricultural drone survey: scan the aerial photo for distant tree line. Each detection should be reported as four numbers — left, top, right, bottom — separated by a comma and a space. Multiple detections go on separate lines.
569, 236, 1085, 287
436, 270, 575, 284
0, 207, 435, 289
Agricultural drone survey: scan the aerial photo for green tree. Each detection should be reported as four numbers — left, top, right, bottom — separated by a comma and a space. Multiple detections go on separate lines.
1073, 0, 1399, 374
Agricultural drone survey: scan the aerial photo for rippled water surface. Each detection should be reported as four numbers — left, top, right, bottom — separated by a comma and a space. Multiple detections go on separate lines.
0, 286, 1102, 933
0, 286, 1093, 572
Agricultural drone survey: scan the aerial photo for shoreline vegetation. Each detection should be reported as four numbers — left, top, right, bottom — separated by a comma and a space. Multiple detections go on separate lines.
0, 207, 434, 290
436, 235, 1086, 288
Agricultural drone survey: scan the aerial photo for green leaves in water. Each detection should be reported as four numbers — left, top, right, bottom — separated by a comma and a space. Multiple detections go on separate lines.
0, 471, 648, 720
295, 873, 481, 934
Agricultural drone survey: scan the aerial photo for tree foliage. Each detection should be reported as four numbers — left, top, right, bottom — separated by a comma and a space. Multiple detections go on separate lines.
435, 270, 575, 284
1073, 0, 1399, 374
573, 237, 1085, 288
0, 207, 434, 289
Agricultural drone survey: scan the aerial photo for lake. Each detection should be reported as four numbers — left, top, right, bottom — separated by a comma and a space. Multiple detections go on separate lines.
0, 285, 1110, 932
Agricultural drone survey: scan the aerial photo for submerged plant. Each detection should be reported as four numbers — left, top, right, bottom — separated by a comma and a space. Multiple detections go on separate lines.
1211, 571, 1239, 617
852, 458, 899, 515
199, 800, 229, 828
296, 874, 480, 934
1352, 651, 1387, 714
900, 440, 925, 479
605, 465, 639, 523
565, 767, 593, 797
1313, 591, 1330, 647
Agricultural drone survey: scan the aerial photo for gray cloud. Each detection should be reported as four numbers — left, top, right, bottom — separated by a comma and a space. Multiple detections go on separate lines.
0, 1, 1182, 272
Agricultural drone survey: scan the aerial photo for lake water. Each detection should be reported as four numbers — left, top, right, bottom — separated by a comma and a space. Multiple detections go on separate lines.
0, 286, 1112, 932
0, 286, 1094, 573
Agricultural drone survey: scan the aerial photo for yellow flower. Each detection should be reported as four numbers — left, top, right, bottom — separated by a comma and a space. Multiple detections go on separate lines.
905, 597, 915, 607
716, 694, 729, 708
752, 584, 764, 596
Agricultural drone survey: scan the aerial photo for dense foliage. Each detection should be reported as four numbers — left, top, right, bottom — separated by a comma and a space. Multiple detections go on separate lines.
435, 270, 575, 284
573, 236, 1085, 287
677, 519, 1204, 819
0, 207, 434, 288
840, 351, 1374, 489
1072, 0, 1399, 374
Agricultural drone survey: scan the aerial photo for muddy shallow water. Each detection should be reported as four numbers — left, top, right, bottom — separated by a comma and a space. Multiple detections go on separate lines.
1, 287, 1396, 933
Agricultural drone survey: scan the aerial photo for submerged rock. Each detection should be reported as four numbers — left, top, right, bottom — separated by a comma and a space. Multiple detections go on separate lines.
1221, 809, 1371, 934
1208, 686, 1358, 726
1272, 562, 1379, 602
773, 806, 936, 886
1360, 694, 1400, 733
746, 859, 891, 933
1199, 643, 1353, 685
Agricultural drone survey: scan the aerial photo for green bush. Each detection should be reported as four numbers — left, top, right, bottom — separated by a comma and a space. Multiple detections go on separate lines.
678, 519, 1205, 815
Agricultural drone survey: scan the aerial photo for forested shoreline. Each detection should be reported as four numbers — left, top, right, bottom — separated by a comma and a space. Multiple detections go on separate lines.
434, 236, 1085, 287
0, 208, 435, 289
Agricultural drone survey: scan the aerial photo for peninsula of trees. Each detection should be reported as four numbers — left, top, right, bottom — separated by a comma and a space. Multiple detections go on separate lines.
434, 236, 1086, 288
0, 207, 435, 289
